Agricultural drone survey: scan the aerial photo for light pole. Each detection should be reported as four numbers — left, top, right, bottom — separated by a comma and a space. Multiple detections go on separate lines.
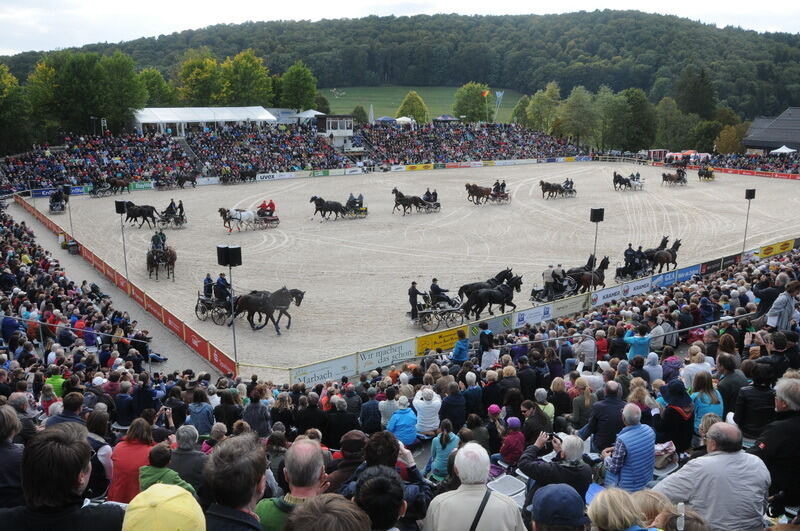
115, 200, 130, 280
217, 245, 242, 372
743, 189, 755, 254
589, 208, 605, 289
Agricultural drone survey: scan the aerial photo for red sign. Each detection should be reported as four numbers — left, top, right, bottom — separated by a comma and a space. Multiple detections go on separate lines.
145, 294, 163, 321
129, 283, 146, 309
103, 262, 115, 282
114, 271, 129, 295
184, 326, 209, 358
162, 309, 185, 340
208, 343, 237, 375
445, 162, 460, 169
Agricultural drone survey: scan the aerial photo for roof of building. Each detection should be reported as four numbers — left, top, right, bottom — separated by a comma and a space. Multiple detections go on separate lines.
133, 107, 276, 125
743, 108, 800, 150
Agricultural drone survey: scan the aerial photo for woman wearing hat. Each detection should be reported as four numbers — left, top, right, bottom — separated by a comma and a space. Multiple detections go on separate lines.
652, 379, 694, 452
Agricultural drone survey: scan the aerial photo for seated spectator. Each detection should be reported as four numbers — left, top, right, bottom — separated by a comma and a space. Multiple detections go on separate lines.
715, 353, 747, 418
114, 381, 135, 427
0, 425, 124, 528
204, 434, 267, 531
565, 377, 596, 429
323, 396, 359, 449
284, 493, 370, 531
44, 391, 85, 427
168, 425, 207, 495
588, 487, 653, 531
652, 379, 694, 453
493, 416, 524, 467
201, 422, 228, 454
139, 443, 196, 495
439, 382, 466, 431
414, 387, 442, 436
630, 489, 674, 527
242, 385, 271, 438
84, 410, 113, 499
427, 419, 459, 480
387, 396, 418, 446
422, 442, 525, 531
604, 403, 656, 492
624, 325, 652, 359
689, 372, 723, 442
734, 362, 776, 439
354, 465, 407, 531
518, 432, 592, 510
0, 405, 23, 508
654, 423, 770, 531
530, 483, 591, 531
122, 483, 205, 530
581, 381, 625, 452
213, 389, 243, 435
107, 418, 156, 503
326, 430, 367, 494
687, 412, 722, 461
8, 392, 35, 446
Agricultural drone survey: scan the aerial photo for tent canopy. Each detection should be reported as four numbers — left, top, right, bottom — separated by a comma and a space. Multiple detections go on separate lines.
376, 116, 397, 122
770, 145, 797, 154
289, 109, 324, 119
395, 116, 415, 124
433, 114, 459, 122
134, 106, 276, 125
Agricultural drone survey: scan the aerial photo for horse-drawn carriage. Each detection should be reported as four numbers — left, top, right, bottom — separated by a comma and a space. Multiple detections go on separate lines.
219, 208, 280, 231
392, 188, 440, 215
614, 260, 652, 282
48, 193, 66, 214
90, 182, 114, 198
410, 293, 465, 332
195, 291, 231, 325
465, 183, 512, 205
613, 172, 644, 191
698, 166, 715, 181
310, 196, 367, 220
146, 246, 176, 281
530, 275, 579, 302
662, 169, 687, 186
157, 212, 187, 230
539, 180, 577, 199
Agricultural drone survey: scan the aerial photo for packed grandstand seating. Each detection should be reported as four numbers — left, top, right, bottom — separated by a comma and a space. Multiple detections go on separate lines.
707, 152, 800, 174
0, 195, 799, 529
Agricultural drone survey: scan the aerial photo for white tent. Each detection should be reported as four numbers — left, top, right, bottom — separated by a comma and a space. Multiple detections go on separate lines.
770, 145, 797, 154
395, 116, 415, 124
133, 106, 276, 135
289, 109, 324, 119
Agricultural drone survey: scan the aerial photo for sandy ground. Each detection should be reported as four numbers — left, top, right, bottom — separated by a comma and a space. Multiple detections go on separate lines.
27, 162, 800, 373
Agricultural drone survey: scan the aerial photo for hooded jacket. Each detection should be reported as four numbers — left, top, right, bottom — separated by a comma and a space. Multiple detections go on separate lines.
139, 465, 196, 495
644, 353, 663, 382
387, 407, 418, 446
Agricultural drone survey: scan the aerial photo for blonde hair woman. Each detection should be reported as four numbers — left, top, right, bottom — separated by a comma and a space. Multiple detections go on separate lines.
588, 487, 647, 531
631, 489, 674, 526
566, 377, 596, 429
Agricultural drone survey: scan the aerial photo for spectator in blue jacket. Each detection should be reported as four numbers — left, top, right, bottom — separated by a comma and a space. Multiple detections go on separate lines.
185, 388, 215, 436
449, 329, 470, 364
624, 325, 652, 359
439, 382, 467, 431
114, 381, 135, 427
387, 396, 418, 446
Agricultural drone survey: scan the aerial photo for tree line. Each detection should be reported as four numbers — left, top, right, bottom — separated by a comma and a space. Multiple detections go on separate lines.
3, 11, 799, 121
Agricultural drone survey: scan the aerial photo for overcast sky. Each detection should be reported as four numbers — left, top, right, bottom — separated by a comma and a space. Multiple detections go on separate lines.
1, 0, 798, 56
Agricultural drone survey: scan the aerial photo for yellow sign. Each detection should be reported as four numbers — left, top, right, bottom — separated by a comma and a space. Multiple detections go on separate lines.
406, 163, 433, 171
564, 157, 576, 162
551, 293, 590, 319
759, 238, 795, 259
482, 161, 496, 166
416, 326, 467, 356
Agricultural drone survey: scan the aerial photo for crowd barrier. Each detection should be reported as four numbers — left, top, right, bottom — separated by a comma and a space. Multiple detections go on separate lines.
13, 195, 239, 376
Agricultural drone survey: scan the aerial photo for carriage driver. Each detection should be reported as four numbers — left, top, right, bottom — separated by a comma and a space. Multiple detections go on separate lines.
500, 180, 507, 193
542, 265, 556, 301
151, 230, 166, 252
177, 200, 185, 220
431, 189, 438, 203
634, 245, 646, 270
408, 281, 426, 323
257, 199, 275, 217
215, 272, 231, 302
430, 278, 454, 307
562, 178, 574, 190
624, 243, 635, 271
347, 193, 358, 210
357, 193, 364, 207
492, 180, 501, 194
423, 188, 433, 202
203, 273, 213, 298
163, 198, 177, 219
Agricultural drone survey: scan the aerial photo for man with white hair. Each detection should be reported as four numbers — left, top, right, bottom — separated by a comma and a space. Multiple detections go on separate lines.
168, 425, 207, 494
602, 403, 655, 492
413, 386, 441, 436
423, 442, 525, 531
749, 376, 800, 507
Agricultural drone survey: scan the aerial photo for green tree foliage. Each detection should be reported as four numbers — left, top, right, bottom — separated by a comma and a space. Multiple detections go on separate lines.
138, 68, 176, 106
352, 105, 368, 125
177, 48, 222, 106
654, 97, 699, 151
558, 85, 595, 145
98, 52, 147, 132
619, 88, 656, 152
25, 61, 58, 142
593, 85, 627, 151
314, 93, 331, 114
675, 65, 716, 119
713, 106, 741, 126
219, 49, 273, 107
0, 65, 31, 155
714, 122, 749, 154
396, 90, 429, 123
526, 81, 560, 133
510, 94, 530, 126
690, 120, 724, 152
280, 60, 317, 111
452, 82, 493, 122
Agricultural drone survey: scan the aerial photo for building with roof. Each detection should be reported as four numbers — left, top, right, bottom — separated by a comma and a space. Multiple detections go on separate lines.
743, 108, 800, 152
133, 107, 277, 135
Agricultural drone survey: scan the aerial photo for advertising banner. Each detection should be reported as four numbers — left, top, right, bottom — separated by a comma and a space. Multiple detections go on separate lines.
445, 163, 460, 169
514, 305, 552, 327
743, 248, 758, 262
700, 259, 723, 275
481, 161, 495, 167
551, 293, 591, 319
493, 160, 516, 166
208, 343, 237, 376
130, 181, 153, 191
358, 339, 416, 372
458, 162, 472, 168
328, 169, 346, 176
390, 165, 406, 172
344, 168, 363, 175
129, 283, 146, 308
32, 185, 86, 198
161, 310, 185, 341
417, 326, 468, 356
312, 170, 329, 177
722, 254, 742, 269
651, 270, 677, 289
469, 161, 484, 168
564, 157, 576, 162
196, 177, 220, 186
183, 326, 209, 358
92, 254, 103, 272
256, 172, 296, 182
145, 294, 163, 321
468, 314, 513, 338
114, 271, 129, 295
406, 164, 433, 171
760, 238, 795, 258
590, 285, 624, 307
289, 354, 358, 385
675, 265, 701, 283
103, 262, 115, 282
433, 163, 446, 169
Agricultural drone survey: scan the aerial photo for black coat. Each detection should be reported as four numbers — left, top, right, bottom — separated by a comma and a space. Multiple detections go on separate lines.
169, 448, 208, 494
585, 397, 625, 450
717, 370, 748, 417
608, 338, 629, 359
322, 410, 359, 449
517, 366, 538, 401
517, 444, 592, 514
749, 411, 800, 504
754, 282, 783, 317
481, 382, 502, 412
734, 385, 776, 438
653, 405, 694, 453
0, 503, 124, 530
294, 405, 327, 435
439, 394, 467, 431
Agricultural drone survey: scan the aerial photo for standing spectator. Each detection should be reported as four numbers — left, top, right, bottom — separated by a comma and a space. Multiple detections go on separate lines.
0, 405, 23, 508
242, 386, 271, 439
654, 423, 770, 531
205, 434, 267, 531
256, 439, 327, 531
517, 356, 538, 401
293, 393, 326, 435
603, 403, 656, 492
84, 411, 113, 499
358, 387, 381, 435
581, 381, 625, 452
379, 387, 399, 428
323, 396, 360, 449
681, 348, 713, 391
164, 386, 186, 428
765, 280, 800, 331
413, 387, 442, 437
439, 382, 466, 431
565, 377, 596, 430
461, 372, 483, 418
0, 426, 125, 528
608, 327, 630, 360
168, 425, 207, 495
478, 322, 494, 366
575, 329, 597, 369
521, 400, 552, 445
214, 389, 243, 434
715, 353, 747, 417
185, 388, 215, 436
107, 418, 156, 503
624, 325, 651, 359
114, 381, 135, 427
422, 442, 525, 531
387, 396, 417, 447
660, 346, 683, 383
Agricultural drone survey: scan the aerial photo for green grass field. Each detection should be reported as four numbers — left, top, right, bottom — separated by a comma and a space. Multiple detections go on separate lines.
324, 86, 523, 123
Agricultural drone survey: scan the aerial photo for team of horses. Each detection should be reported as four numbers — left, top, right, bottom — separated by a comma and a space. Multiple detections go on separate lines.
538, 180, 576, 198
458, 268, 524, 319
662, 170, 687, 185
309, 196, 347, 220
230, 287, 306, 332
465, 183, 495, 204
391, 188, 427, 215
146, 247, 177, 281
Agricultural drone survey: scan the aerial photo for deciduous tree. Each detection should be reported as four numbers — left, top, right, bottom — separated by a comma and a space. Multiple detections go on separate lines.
396, 90, 429, 123
138, 68, 177, 106
619, 88, 656, 152
558, 85, 595, 145
218, 49, 273, 107
280, 60, 317, 111
510, 94, 530, 126
0, 65, 31, 155
654, 97, 699, 151
98, 52, 147, 132
352, 105, 368, 125
714, 122, 749, 154
593, 85, 627, 151
452, 82, 493, 123
177, 48, 222, 106
675, 65, 715, 119
690, 120, 724, 152
526, 81, 560, 133
314, 93, 331, 114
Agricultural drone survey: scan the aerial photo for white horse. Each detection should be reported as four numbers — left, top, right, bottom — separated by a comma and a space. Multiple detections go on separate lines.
219, 208, 258, 232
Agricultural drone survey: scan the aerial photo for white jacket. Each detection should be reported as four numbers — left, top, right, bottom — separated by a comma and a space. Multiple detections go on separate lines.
413, 390, 442, 433
654, 450, 770, 531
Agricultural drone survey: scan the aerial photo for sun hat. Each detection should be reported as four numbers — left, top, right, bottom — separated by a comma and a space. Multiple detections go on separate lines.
122, 483, 205, 531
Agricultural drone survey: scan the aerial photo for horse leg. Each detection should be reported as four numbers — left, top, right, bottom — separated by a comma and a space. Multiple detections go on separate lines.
283, 310, 292, 330
271, 313, 281, 336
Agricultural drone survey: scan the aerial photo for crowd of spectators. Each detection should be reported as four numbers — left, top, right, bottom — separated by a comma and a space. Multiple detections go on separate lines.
0, 185, 798, 530
185, 124, 351, 177
0, 133, 194, 190
707, 153, 800, 174
360, 123, 585, 165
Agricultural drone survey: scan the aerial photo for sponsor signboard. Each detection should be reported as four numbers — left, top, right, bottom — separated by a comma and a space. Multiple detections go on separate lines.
161, 310, 185, 340
184, 326, 209, 358
390, 165, 406, 172
651, 270, 677, 289
114, 271, 129, 295
760, 238, 795, 258
481, 161, 495, 167
624, 277, 653, 297
196, 177, 219, 186
564, 157, 575, 162
551, 293, 590, 319
433, 163, 446, 169
458, 162, 472, 168
468, 314, 513, 338
208, 343, 237, 376
514, 305, 552, 327
328, 169, 346, 176
700, 258, 723, 275
130, 181, 153, 191
675, 265, 701, 283
406, 164, 433, 171
103, 262, 115, 282
312, 170, 329, 177
469, 161, 484, 168
289, 353, 358, 385
129, 283, 145, 308
344, 168, 363, 175
722, 254, 742, 269
255, 172, 296, 182
358, 339, 416, 372
589, 285, 624, 308
145, 294, 163, 321
445, 163, 460, 169
417, 326, 468, 356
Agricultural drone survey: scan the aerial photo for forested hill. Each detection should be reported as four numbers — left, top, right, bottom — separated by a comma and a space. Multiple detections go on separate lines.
3, 10, 800, 118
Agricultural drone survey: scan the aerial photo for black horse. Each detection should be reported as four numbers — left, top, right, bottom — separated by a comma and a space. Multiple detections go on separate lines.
231, 287, 305, 333
653, 240, 681, 273
125, 201, 160, 228
457, 267, 514, 301
644, 236, 669, 265
566, 255, 596, 278
177, 174, 197, 188
463, 275, 523, 320
613, 172, 631, 190
310, 196, 346, 220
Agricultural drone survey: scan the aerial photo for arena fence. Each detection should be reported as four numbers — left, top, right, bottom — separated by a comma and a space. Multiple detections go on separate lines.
14, 156, 800, 382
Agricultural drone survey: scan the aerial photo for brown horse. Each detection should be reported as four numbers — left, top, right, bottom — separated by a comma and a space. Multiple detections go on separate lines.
539, 180, 563, 198
465, 183, 492, 204
576, 256, 609, 293
146, 247, 176, 281
653, 239, 681, 273
108, 178, 130, 194
661, 173, 686, 186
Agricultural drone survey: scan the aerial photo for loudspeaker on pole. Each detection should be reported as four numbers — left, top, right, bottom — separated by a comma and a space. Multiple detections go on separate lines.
590, 208, 605, 223
745, 189, 756, 200
114, 200, 126, 214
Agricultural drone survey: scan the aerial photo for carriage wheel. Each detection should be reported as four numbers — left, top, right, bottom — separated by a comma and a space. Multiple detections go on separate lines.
195, 301, 209, 321
211, 307, 227, 326
442, 311, 464, 328
419, 312, 438, 332
268, 219, 279, 228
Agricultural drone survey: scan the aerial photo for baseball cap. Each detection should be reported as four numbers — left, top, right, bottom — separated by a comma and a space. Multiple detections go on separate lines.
506, 417, 521, 429
123, 483, 205, 531
91, 376, 107, 387
487, 404, 501, 416
530, 484, 591, 527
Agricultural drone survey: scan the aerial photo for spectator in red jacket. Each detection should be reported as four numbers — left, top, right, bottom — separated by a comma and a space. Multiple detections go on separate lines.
493, 416, 525, 466
106, 418, 156, 503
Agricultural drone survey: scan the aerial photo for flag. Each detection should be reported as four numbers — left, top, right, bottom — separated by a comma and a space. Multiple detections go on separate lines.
480, 90, 489, 98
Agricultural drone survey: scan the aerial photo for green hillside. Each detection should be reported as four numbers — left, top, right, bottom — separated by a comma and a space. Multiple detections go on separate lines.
325, 86, 523, 123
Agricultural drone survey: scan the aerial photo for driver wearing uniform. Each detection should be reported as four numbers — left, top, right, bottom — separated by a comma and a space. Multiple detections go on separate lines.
634, 246, 646, 272
492, 180, 501, 194
347, 193, 358, 210
430, 278, 454, 307
624, 244, 635, 274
